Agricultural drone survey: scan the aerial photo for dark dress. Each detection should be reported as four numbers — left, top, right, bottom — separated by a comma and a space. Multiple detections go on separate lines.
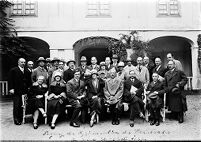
27, 83, 48, 114
85, 78, 105, 114
47, 82, 66, 116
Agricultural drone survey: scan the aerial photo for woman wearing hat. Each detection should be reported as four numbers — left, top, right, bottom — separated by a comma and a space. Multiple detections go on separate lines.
47, 72, 66, 129
146, 72, 165, 126
85, 69, 105, 127
28, 75, 48, 129
98, 61, 109, 80
31, 57, 48, 83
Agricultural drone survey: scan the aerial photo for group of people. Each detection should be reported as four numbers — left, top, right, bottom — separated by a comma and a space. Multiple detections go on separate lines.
8, 53, 188, 129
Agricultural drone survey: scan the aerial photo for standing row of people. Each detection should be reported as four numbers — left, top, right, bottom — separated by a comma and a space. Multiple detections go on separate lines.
8, 52, 187, 129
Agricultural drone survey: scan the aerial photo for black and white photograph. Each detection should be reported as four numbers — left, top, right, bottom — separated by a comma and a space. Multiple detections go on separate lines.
0, 0, 201, 141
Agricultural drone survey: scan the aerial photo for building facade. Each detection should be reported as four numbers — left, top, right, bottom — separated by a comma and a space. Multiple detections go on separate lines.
6, 0, 201, 89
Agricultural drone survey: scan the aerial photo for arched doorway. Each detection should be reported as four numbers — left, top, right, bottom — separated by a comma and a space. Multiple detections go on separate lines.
20, 37, 50, 68
1, 37, 50, 81
149, 36, 193, 76
73, 36, 119, 65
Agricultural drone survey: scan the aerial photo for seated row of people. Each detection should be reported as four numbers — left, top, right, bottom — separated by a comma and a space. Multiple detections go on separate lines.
28, 62, 185, 129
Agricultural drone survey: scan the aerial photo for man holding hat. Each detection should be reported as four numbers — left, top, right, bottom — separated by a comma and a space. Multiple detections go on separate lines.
146, 72, 165, 126
123, 70, 144, 127
164, 60, 187, 123
63, 59, 76, 83
31, 57, 48, 83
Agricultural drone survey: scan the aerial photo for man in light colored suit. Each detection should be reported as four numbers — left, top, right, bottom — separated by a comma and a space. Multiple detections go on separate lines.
134, 57, 150, 88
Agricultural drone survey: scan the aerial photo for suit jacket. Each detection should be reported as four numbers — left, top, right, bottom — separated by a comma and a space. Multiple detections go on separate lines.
134, 65, 150, 85
146, 80, 165, 98
104, 77, 123, 104
85, 78, 105, 99
78, 65, 88, 81
66, 78, 85, 100
63, 68, 75, 83
31, 66, 48, 83
152, 65, 168, 77
123, 77, 143, 102
8, 67, 32, 95
164, 69, 187, 93
88, 64, 100, 71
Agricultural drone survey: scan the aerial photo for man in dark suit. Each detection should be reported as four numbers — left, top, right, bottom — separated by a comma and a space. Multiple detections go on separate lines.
8, 58, 32, 125
143, 56, 154, 82
26, 61, 34, 84
78, 56, 88, 81
66, 68, 88, 127
123, 70, 144, 127
85, 69, 105, 127
164, 60, 188, 123
152, 57, 168, 81
63, 60, 76, 83
146, 73, 165, 126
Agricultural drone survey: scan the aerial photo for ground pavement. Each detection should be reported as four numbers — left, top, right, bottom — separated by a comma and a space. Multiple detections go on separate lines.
0, 94, 201, 141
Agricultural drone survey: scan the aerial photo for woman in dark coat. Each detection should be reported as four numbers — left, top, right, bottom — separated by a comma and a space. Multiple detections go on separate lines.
47, 72, 66, 129
28, 75, 48, 129
85, 69, 105, 127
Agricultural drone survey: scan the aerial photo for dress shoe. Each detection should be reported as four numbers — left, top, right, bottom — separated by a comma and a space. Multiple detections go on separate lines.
115, 118, 120, 125
155, 121, 160, 126
70, 122, 80, 127
129, 121, 134, 127
50, 123, 55, 129
33, 123, 38, 129
178, 117, 184, 123
111, 120, 116, 125
150, 120, 155, 125
14, 121, 22, 125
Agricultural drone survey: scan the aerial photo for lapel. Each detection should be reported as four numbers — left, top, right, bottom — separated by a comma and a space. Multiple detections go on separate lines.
17, 67, 24, 76
167, 69, 178, 81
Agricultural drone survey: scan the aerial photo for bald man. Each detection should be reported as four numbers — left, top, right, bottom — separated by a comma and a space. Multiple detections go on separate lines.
152, 57, 168, 80
8, 58, 32, 125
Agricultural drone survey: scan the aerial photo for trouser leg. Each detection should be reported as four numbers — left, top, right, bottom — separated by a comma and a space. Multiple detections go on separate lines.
13, 95, 23, 123
71, 107, 81, 123
129, 102, 140, 121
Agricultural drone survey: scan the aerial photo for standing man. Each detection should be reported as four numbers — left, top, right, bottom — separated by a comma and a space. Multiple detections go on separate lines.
134, 57, 150, 88
164, 60, 187, 123
78, 56, 88, 81
167, 53, 183, 71
27, 61, 34, 82
111, 54, 119, 70
8, 58, 31, 125
31, 57, 48, 83
143, 56, 154, 81
105, 57, 112, 71
124, 58, 135, 80
152, 57, 168, 81
88, 57, 100, 71
45, 58, 52, 72
66, 69, 88, 127
63, 60, 76, 83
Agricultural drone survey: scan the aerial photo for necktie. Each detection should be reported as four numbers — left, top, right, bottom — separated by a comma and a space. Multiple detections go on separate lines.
139, 66, 141, 72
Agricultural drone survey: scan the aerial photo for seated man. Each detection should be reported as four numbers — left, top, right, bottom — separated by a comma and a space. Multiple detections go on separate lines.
123, 70, 144, 127
85, 69, 105, 127
66, 68, 88, 127
146, 72, 165, 126
104, 68, 124, 125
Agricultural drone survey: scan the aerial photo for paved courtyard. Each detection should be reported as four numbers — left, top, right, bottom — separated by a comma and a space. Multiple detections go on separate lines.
0, 94, 201, 141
